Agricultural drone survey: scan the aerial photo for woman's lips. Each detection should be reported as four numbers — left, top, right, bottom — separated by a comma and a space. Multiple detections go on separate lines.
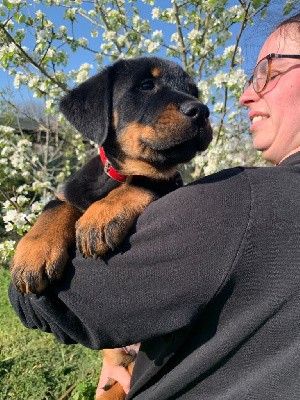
252, 115, 268, 123
249, 112, 269, 131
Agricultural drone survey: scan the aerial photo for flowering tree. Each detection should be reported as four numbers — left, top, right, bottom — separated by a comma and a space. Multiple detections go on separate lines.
0, 0, 296, 263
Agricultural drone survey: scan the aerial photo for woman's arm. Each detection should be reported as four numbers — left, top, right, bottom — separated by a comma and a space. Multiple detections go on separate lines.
9, 167, 251, 349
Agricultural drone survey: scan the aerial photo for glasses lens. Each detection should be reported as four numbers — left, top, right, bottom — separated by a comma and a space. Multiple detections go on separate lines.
253, 58, 268, 93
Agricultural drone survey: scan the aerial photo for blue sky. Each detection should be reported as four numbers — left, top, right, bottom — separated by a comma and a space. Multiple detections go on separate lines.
0, 1, 289, 104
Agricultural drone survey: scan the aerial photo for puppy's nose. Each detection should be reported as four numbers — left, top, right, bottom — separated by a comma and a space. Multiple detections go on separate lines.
180, 102, 210, 121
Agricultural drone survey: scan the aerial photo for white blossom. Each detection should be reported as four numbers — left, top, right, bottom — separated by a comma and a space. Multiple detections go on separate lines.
35, 10, 45, 19
151, 8, 160, 19
0, 125, 15, 133
197, 80, 211, 104
170, 32, 180, 43
57, 25, 67, 37
213, 71, 228, 88
78, 37, 88, 47
213, 102, 224, 113
188, 29, 202, 41
103, 31, 116, 41
152, 30, 162, 39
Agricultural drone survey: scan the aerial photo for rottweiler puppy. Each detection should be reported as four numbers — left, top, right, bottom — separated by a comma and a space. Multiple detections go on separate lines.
10, 57, 212, 399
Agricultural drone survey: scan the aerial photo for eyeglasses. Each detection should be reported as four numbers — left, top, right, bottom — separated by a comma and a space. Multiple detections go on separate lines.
249, 53, 300, 93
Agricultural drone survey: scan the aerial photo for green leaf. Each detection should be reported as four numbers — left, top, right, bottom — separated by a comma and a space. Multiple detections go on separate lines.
283, 2, 295, 15
3, 0, 15, 10
252, 0, 263, 9
14, 12, 26, 24
26, 17, 34, 26
260, 8, 267, 19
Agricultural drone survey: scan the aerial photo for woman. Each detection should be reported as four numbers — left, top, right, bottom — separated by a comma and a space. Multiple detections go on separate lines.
9, 12, 300, 399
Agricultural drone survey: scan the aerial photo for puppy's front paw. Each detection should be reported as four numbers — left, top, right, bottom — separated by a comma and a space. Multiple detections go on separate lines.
75, 204, 129, 258
10, 201, 81, 294
11, 233, 70, 294
76, 185, 154, 258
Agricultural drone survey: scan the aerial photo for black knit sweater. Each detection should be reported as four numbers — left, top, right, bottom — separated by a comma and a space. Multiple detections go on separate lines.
9, 153, 300, 399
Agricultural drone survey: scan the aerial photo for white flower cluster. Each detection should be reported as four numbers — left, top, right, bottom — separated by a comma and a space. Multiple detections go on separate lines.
152, 30, 163, 40
228, 5, 245, 21
142, 0, 155, 5
64, 7, 77, 20
197, 80, 211, 104
188, 29, 202, 41
45, 0, 62, 5
151, 7, 175, 23
0, 240, 16, 265
57, 25, 68, 38
144, 40, 159, 53
151, 7, 160, 20
3, 0, 23, 4
102, 30, 116, 42
0, 42, 17, 69
213, 71, 228, 89
142, 30, 162, 53
170, 32, 179, 43
3, 208, 28, 232
75, 63, 93, 83
223, 45, 236, 58
213, 102, 224, 113
0, 125, 15, 133
0, 135, 34, 181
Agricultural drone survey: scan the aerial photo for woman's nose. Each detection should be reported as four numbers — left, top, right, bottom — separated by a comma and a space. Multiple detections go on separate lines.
239, 83, 260, 107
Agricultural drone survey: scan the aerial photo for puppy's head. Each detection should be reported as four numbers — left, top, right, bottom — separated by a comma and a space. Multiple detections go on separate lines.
60, 57, 212, 178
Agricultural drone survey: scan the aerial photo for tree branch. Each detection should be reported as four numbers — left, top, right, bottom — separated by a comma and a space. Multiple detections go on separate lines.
215, 0, 252, 142
173, 1, 188, 70
0, 23, 68, 92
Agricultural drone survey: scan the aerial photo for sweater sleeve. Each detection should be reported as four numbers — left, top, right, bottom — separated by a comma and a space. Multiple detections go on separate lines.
9, 167, 251, 350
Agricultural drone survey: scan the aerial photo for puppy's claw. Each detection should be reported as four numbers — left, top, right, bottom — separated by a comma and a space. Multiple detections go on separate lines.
10, 232, 72, 294
11, 257, 66, 295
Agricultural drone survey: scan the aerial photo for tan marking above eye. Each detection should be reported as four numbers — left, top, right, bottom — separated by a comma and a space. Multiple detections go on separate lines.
151, 67, 161, 78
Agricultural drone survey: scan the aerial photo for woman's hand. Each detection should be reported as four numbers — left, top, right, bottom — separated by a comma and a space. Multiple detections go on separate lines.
96, 344, 140, 398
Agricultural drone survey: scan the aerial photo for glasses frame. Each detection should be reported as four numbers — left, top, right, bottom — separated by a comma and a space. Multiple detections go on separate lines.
249, 53, 300, 93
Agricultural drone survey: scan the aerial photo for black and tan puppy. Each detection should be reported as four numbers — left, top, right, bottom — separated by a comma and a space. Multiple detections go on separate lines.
10, 57, 212, 399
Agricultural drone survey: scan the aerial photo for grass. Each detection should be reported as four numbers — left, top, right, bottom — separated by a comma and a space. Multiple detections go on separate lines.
0, 267, 100, 400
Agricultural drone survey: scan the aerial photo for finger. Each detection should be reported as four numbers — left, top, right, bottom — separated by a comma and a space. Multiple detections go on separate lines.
111, 365, 132, 394
96, 360, 132, 395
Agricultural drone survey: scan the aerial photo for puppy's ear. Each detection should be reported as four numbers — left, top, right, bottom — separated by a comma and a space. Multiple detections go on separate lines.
59, 67, 112, 145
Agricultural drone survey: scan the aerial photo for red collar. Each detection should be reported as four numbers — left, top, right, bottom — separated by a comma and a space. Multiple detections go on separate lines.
99, 147, 128, 183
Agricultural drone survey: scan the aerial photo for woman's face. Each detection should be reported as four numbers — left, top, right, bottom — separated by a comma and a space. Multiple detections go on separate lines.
239, 25, 300, 164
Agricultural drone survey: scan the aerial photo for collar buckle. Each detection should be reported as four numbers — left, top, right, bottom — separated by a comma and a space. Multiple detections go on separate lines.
99, 147, 128, 183
104, 159, 110, 175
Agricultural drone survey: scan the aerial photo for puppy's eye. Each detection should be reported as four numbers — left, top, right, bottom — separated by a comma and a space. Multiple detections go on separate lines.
139, 80, 155, 91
